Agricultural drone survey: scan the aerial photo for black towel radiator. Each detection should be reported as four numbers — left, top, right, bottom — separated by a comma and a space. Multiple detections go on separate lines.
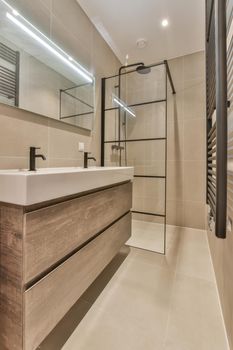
206, 0, 228, 238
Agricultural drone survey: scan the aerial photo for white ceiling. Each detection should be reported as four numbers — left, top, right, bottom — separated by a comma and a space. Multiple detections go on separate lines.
77, 0, 205, 64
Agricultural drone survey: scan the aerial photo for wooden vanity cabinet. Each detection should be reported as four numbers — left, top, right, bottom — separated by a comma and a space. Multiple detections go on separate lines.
0, 181, 132, 350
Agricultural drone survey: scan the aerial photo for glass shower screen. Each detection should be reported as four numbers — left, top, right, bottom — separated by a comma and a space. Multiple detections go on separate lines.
102, 62, 168, 254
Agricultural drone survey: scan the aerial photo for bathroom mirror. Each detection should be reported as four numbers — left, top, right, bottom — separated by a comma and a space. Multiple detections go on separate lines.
0, 0, 95, 130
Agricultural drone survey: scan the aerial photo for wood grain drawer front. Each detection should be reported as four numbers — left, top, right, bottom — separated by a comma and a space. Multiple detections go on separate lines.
24, 213, 131, 350
24, 181, 132, 283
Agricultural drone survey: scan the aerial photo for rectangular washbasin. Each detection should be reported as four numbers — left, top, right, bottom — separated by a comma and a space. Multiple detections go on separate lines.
0, 166, 134, 205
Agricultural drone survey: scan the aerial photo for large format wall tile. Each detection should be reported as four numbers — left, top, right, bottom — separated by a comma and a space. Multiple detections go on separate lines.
167, 51, 206, 229
183, 118, 206, 161
183, 161, 206, 202
183, 79, 206, 120
183, 201, 206, 230
0, 112, 48, 158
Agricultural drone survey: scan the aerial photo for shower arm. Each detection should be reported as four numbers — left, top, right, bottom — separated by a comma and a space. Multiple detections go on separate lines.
118, 62, 144, 77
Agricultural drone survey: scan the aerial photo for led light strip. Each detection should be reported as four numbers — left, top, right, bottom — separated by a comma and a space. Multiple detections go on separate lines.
113, 97, 136, 117
5, 9, 93, 83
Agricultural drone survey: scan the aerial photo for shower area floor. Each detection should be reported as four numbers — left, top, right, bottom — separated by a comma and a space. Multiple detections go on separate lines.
39, 225, 229, 350
126, 219, 166, 253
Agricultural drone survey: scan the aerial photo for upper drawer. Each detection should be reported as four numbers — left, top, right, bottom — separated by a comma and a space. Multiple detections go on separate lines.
24, 182, 132, 284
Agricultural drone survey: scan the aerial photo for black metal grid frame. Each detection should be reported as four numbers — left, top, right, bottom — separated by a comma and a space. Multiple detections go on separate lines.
59, 83, 94, 121
101, 60, 176, 254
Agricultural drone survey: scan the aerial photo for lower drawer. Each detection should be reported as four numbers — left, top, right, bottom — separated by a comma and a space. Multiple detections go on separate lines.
24, 213, 131, 350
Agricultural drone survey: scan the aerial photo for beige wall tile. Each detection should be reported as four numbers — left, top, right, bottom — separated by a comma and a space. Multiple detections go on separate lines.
0, 156, 28, 169
133, 178, 165, 215
167, 56, 184, 93
167, 161, 183, 201
167, 119, 184, 161
48, 158, 82, 168
208, 153, 233, 348
126, 102, 166, 140
183, 79, 206, 120
183, 161, 206, 202
167, 200, 184, 227
183, 118, 206, 161
183, 51, 205, 82
167, 92, 184, 123
183, 201, 206, 229
0, 113, 48, 158
105, 110, 119, 142
48, 119, 90, 160
167, 51, 206, 230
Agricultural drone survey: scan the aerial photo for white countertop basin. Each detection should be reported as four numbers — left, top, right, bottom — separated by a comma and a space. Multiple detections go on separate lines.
0, 166, 134, 206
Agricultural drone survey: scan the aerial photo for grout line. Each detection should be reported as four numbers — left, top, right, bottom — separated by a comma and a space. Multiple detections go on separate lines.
166, 223, 206, 234
206, 231, 231, 350
0, 156, 27, 159
162, 225, 181, 349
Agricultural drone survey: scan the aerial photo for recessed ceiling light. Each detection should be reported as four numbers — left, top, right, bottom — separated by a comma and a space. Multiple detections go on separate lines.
136, 38, 147, 49
161, 19, 169, 27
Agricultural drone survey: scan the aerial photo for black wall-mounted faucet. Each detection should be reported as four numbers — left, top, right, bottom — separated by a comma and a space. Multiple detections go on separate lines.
29, 147, 46, 171
84, 152, 96, 168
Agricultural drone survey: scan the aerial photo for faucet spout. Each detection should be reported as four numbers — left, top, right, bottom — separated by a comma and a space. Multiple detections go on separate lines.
37, 154, 47, 161
83, 152, 96, 168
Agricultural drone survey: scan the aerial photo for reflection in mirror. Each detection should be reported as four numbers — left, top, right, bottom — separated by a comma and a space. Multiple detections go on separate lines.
0, 0, 95, 130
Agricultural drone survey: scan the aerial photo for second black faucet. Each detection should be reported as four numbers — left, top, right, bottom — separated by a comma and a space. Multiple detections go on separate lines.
84, 152, 96, 168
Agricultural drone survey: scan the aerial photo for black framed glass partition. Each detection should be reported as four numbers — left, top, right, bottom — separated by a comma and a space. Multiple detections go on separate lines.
101, 61, 175, 254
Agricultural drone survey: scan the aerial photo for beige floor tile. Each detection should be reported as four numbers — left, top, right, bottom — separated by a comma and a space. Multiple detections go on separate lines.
38, 299, 91, 350
81, 246, 132, 305
63, 262, 174, 350
39, 226, 228, 350
62, 308, 162, 350
126, 220, 165, 253
176, 228, 215, 282
164, 274, 228, 350
128, 246, 165, 268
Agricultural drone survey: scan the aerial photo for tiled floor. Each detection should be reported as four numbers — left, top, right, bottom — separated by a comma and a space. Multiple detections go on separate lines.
39, 226, 229, 350
126, 220, 165, 253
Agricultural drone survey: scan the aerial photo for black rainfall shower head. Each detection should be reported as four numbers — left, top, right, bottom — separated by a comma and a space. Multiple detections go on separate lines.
136, 64, 151, 74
